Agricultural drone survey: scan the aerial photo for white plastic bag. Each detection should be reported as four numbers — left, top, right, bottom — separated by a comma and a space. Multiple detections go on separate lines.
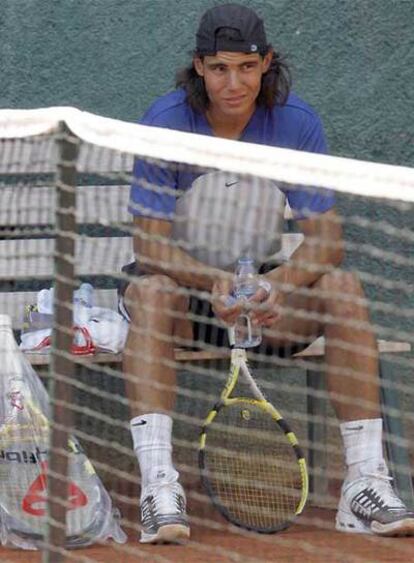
0, 315, 127, 549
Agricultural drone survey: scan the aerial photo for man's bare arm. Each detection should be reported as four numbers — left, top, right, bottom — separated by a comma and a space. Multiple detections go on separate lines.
265, 208, 344, 292
132, 215, 231, 291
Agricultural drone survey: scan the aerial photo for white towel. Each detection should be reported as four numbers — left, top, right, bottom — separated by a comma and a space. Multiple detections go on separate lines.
20, 285, 128, 354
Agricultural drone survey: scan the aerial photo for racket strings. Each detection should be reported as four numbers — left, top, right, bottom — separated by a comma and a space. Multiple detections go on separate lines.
203, 401, 303, 531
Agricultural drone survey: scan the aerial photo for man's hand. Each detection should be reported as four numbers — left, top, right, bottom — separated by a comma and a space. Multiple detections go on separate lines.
211, 278, 243, 325
249, 281, 284, 328
212, 277, 283, 328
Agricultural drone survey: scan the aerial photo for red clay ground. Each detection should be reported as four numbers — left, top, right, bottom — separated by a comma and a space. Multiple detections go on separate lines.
1, 508, 413, 563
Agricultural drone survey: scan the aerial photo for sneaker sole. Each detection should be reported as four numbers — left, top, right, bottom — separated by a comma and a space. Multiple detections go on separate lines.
336, 508, 414, 537
336, 512, 372, 534
140, 524, 190, 544
371, 518, 414, 537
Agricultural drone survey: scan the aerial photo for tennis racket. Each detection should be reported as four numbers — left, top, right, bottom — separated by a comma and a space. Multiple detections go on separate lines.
199, 337, 308, 533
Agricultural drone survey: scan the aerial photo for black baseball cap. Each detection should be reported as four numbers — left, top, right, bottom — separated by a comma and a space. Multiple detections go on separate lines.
195, 3, 269, 56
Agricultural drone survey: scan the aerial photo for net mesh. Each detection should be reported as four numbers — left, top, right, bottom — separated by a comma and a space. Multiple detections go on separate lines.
0, 107, 413, 561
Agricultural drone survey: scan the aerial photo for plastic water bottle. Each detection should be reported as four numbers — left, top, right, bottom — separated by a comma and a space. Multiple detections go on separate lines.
73, 283, 94, 325
74, 283, 94, 308
233, 257, 262, 348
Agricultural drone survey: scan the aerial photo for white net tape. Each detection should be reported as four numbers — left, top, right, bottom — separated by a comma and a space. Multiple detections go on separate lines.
0, 107, 414, 200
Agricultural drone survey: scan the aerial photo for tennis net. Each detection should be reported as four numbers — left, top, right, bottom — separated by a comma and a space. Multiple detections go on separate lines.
0, 107, 413, 561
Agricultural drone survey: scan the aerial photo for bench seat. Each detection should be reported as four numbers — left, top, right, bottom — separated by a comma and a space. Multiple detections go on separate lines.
24, 337, 411, 366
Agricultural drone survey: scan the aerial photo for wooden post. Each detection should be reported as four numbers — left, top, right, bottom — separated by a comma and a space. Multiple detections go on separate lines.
44, 122, 78, 563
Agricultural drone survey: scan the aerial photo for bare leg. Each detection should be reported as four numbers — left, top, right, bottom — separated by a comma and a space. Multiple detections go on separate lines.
122, 274, 192, 416
319, 272, 380, 420
122, 274, 192, 544
264, 270, 380, 421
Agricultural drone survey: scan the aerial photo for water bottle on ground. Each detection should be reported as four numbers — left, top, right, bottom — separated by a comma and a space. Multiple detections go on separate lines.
233, 257, 262, 348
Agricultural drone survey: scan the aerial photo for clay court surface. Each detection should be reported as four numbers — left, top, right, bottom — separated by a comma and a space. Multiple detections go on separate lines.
1, 508, 413, 563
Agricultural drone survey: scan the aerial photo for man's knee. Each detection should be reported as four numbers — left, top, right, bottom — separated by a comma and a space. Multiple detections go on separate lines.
318, 271, 368, 317
124, 275, 188, 316
319, 271, 363, 295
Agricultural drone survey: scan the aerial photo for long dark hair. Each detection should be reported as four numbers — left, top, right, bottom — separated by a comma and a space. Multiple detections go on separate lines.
175, 50, 291, 114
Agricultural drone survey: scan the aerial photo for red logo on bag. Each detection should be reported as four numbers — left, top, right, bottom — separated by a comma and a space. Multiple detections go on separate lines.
22, 462, 88, 516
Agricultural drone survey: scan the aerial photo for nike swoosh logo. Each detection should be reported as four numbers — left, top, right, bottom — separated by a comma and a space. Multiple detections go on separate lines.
225, 181, 238, 187
132, 420, 147, 426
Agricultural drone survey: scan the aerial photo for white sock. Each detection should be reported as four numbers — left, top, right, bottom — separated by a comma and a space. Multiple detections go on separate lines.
340, 418, 388, 481
130, 413, 178, 489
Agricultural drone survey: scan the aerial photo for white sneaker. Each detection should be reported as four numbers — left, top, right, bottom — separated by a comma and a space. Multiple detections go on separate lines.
140, 476, 190, 544
336, 464, 414, 536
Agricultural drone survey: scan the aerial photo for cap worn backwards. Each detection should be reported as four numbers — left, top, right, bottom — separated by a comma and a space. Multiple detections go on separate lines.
196, 3, 268, 56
